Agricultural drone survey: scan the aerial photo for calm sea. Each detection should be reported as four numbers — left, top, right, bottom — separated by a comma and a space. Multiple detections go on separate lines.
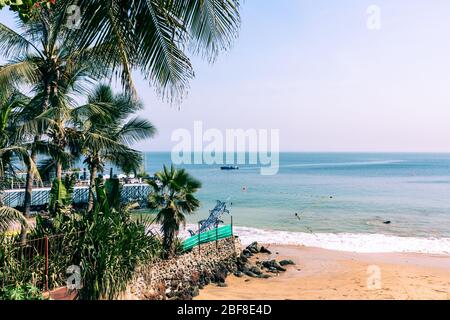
142, 152, 450, 254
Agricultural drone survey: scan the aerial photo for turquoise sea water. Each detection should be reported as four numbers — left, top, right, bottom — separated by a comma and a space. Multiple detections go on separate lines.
141, 153, 450, 254
143, 153, 450, 237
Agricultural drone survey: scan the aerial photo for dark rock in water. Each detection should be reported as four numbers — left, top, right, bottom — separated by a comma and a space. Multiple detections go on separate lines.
383, 221, 392, 224
260, 246, 272, 254
279, 259, 295, 266
217, 282, 228, 288
242, 249, 253, 257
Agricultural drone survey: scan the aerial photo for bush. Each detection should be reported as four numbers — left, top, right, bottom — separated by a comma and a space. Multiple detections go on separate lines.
0, 178, 162, 300
0, 283, 45, 300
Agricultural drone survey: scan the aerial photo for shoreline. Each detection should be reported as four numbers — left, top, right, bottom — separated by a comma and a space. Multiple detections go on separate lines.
232, 226, 450, 255
195, 244, 450, 300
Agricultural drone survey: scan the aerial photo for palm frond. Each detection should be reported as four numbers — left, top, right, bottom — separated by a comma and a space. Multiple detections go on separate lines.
116, 117, 157, 146
0, 206, 28, 233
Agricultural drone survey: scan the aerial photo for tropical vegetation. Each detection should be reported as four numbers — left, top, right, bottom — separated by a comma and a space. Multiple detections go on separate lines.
0, 0, 241, 300
148, 165, 201, 258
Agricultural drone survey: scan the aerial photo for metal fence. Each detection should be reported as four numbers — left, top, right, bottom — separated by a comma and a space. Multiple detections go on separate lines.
181, 224, 234, 252
2, 184, 151, 208
0, 232, 84, 292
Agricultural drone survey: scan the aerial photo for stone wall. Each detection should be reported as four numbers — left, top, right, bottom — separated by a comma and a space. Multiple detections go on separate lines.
122, 237, 241, 300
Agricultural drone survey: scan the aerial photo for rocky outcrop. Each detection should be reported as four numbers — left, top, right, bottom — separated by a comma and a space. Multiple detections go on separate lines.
235, 242, 296, 277
122, 239, 296, 300
123, 237, 240, 300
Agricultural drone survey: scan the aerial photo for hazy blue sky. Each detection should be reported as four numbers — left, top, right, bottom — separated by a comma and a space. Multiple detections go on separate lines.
2, 1, 450, 152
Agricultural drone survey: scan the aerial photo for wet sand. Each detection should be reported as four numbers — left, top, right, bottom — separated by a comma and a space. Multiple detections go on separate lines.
196, 245, 450, 300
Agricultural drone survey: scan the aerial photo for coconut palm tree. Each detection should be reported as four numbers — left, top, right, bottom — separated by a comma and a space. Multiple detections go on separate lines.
0, 8, 111, 214
0, 89, 32, 233
67, 0, 241, 100
76, 84, 157, 211
148, 165, 201, 258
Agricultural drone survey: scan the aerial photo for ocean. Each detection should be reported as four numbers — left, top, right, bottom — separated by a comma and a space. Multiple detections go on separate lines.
142, 152, 450, 255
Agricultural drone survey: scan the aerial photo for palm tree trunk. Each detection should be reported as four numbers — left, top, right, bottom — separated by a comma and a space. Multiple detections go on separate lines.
56, 162, 63, 180
23, 144, 37, 218
163, 229, 176, 259
87, 165, 97, 212
20, 224, 28, 245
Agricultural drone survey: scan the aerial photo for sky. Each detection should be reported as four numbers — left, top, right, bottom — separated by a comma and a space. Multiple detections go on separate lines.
2, 0, 450, 152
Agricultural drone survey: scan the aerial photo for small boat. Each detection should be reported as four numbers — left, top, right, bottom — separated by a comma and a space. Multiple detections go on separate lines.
220, 166, 239, 170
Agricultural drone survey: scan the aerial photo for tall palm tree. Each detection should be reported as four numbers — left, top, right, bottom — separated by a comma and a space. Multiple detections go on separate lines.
0, 8, 110, 215
148, 165, 201, 258
77, 84, 157, 211
67, 0, 241, 101
0, 88, 32, 233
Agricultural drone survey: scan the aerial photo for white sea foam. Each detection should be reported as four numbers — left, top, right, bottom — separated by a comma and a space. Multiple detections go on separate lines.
180, 224, 450, 255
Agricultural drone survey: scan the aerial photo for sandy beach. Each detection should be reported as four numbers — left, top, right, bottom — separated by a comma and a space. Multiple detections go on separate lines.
196, 245, 450, 300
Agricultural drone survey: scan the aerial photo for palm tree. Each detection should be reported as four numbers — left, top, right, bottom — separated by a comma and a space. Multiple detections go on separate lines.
77, 84, 157, 211
0, 8, 110, 214
0, 89, 32, 233
67, 0, 242, 100
148, 165, 201, 258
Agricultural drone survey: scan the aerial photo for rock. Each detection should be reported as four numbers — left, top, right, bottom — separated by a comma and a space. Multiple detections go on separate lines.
279, 260, 295, 266
259, 274, 271, 279
249, 266, 262, 275
262, 260, 287, 272
242, 249, 253, 257
191, 286, 200, 297
233, 271, 244, 277
260, 246, 271, 254
244, 271, 259, 278
239, 254, 249, 263
217, 282, 228, 288
268, 268, 279, 274
213, 263, 228, 283
249, 247, 259, 254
